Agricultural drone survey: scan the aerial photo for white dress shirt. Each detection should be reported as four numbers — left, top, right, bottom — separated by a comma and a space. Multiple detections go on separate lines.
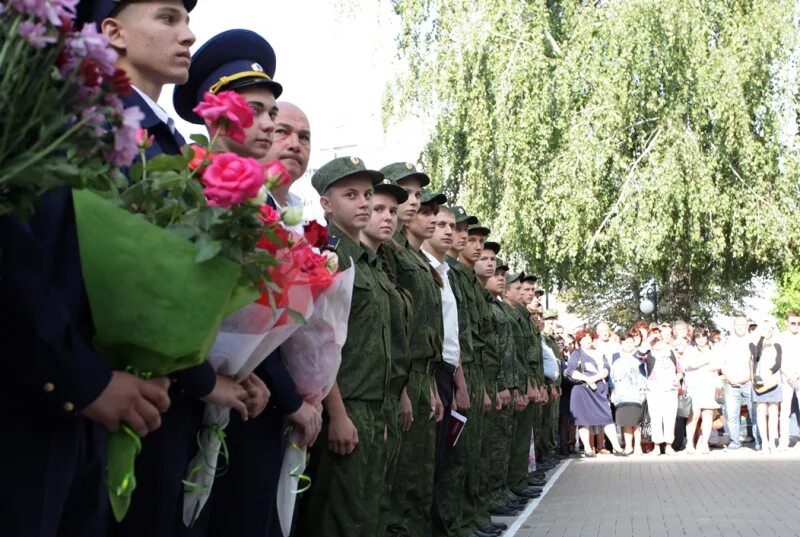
132, 86, 176, 134
422, 248, 460, 368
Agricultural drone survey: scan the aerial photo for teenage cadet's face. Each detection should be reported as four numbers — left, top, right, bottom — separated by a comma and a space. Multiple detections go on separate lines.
428, 210, 456, 254
106, 1, 196, 86
362, 192, 398, 244
503, 281, 521, 304
464, 234, 484, 262
621, 337, 635, 354
788, 315, 800, 335
407, 203, 438, 240
320, 175, 373, 236
494, 270, 506, 291
543, 319, 555, 333
218, 87, 277, 159
475, 249, 496, 279
396, 177, 422, 224
452, 222, 469, 252
520, 282, 534, 305
486, 274, 504, 295
265, 103, 311, 180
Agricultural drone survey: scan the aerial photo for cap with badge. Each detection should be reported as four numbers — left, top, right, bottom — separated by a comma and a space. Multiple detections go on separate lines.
449, 206, 478, 226
380, 162, 431, 188
495, 257, 510, 272
484, 241, 501, 255
374, 178, 409, 204
311, 156, 383, 195
174, 29, 283, 124
543, 308, 559, 320
467, 222, 490, 236
506, 271, 524, 285
77, 0, 197, 27
420, 188, 447, 205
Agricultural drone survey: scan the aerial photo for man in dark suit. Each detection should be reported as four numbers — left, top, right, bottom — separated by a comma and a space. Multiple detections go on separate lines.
172, 29, 321, 537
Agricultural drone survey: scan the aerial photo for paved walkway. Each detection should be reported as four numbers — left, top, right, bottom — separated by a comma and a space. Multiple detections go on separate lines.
499, 449, 800, 537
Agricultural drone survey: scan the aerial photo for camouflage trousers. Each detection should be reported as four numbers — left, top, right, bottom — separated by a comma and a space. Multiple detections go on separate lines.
485, 402, 514, 509
507, 402, 535, 493
457, 365, 487, 537
296, 400, 387, 537
385, 366, 437, 537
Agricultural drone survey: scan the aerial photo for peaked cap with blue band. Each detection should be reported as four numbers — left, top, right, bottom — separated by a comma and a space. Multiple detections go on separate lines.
173, 29, 283, 124
76, 0, 197, 27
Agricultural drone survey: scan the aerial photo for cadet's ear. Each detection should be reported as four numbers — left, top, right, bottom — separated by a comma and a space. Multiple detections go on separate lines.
319, 194, 333, 215
102, 17, 126, 52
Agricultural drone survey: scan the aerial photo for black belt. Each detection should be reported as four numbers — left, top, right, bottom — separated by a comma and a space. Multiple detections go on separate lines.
434, 362, 457, 376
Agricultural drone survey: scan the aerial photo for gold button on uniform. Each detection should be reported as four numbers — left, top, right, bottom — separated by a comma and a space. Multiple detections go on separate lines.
43, 382, 55, 392
63, 402, 75, 412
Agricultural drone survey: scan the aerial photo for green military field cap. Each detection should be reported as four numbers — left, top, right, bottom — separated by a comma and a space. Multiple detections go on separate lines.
374, 178, 409, 204
543, 308, 559, 320
311, 156, 383, 195
449, 205, 478, 226
484, 241, 500, 255
506, 271, 523, 285
521, 273, 538, 283
467, 223, 490, 236
420, 188, 447, 205
495, 257, 509, 272
380, 161, 431, 187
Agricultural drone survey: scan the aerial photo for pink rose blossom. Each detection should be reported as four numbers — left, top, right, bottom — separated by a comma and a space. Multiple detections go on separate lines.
263, 160, 292, 188
19, 21, 57, 49
135, 128, 154, 150
201, 152, 264, 208
192, 91, 254, 145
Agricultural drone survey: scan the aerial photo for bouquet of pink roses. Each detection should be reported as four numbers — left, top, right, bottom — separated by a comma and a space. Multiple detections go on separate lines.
72, 89, 298, 521
0, 0, 140, 219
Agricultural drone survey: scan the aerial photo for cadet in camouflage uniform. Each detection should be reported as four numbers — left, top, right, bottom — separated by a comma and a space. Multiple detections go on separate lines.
379, 163, 446, 537
452, 223, 493, 537
486, 259, 520, 516
359, 179, 413, 537
472, 244, 515, 535
541, 309, 562, 461
504, 272, 540, 501
297, 157, 393, 537
520, 277, 547, 465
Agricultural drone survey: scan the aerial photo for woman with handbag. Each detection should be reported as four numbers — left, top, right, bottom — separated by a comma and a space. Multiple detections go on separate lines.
566, 329, 625, 457
643, 337, 683, 456
682, 326, 721, 454
751, 319, 783, 454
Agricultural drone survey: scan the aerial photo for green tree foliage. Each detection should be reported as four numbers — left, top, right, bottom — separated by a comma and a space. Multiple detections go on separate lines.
774, 268, 800, 322
386, 0, 800, 319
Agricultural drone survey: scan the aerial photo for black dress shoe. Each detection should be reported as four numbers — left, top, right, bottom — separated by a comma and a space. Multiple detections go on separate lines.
491, 522, 509, 530
513, 490, 541, 499
478, 525, 502, 535
489, 505, 520, 516
528, 478, 546, 487
472, 529, 497, 537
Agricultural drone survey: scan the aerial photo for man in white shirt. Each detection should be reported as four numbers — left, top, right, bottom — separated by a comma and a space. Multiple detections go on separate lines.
720, 316, 759, 450
779, 311, 800, 449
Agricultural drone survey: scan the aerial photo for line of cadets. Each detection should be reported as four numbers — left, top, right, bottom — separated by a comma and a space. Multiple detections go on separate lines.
296, 157, 562, 537
0, 0, 562, 535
